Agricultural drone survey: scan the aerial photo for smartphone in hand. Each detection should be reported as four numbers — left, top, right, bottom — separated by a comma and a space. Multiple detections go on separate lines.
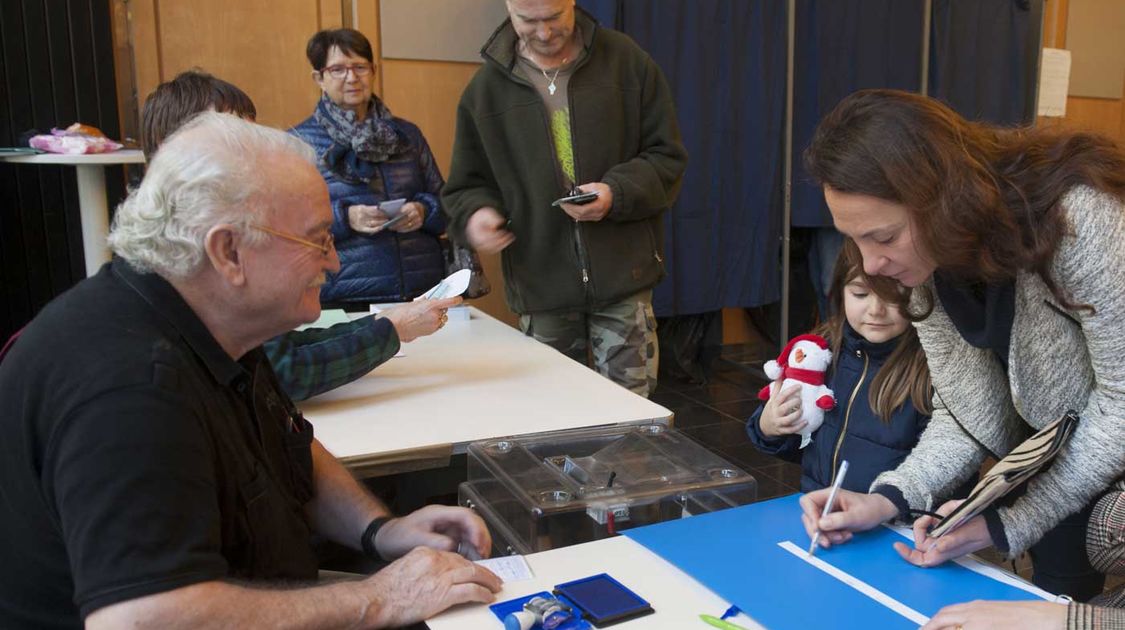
375, 212, 410, 232
551, 187, 599, 207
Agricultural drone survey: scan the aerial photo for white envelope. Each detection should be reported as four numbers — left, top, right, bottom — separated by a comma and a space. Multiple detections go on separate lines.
416, 269, 472, 301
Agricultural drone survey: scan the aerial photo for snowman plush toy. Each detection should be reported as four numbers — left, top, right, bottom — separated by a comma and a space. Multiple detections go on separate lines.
757, 334, 836, 448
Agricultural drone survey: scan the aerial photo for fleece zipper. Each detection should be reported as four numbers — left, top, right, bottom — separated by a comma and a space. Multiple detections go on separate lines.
564, 70, 593, 300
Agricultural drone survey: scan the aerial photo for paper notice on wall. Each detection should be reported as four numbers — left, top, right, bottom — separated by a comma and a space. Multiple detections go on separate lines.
1038, 48, 1071, 117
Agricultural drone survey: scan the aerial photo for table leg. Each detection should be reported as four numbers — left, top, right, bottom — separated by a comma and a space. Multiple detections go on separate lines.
74, 164, 111, 277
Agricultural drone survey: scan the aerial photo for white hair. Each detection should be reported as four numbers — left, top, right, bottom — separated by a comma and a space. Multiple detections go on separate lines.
108, 111, 316, 278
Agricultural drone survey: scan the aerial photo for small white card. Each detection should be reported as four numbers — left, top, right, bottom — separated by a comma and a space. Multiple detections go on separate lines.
416, 269, 472, 301
475, 555, 534, 582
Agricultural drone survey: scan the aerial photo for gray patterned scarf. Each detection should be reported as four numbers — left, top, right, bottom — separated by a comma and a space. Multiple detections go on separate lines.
314, 93, 405, 184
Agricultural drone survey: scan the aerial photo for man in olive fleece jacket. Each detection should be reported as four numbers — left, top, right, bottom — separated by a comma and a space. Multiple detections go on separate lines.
442, 0, 687, 397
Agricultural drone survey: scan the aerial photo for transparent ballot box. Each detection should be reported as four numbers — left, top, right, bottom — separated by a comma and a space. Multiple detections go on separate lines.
458, 424, 757, 556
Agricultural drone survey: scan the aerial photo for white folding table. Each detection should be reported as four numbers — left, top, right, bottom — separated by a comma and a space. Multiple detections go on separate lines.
298, 308, 673, 477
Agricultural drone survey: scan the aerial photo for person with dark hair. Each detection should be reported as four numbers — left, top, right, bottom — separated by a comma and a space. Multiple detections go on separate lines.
140, 69, 256, 159
141, 70, 459, 402
797, 88, 1125, 602
442, 0, 687, 398
292, 28, 448, 306
747, 238, 935, 495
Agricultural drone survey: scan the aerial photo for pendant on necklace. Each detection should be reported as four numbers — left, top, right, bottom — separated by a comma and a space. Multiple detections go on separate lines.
540, 58, 566, 98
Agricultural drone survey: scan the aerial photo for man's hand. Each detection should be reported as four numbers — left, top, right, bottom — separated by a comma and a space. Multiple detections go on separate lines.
465, 207, 515, 253
894, 499, 993, 567
362, 547, 502, 628
921, 600, 1066, 630
381, 297, 463, 342
759, 382, 806, 437
373, 505, 493, 562
86, 551, 502, 630
559, 182, 613, 222
348, 204, 391, 234
799, 489, 899, 550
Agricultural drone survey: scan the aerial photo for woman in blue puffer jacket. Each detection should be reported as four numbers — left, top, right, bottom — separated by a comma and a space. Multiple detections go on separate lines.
747, 238, 932, 494
292, 28, 446, 305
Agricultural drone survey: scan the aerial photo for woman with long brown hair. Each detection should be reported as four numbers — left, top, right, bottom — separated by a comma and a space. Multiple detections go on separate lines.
797, 89, 1125, 604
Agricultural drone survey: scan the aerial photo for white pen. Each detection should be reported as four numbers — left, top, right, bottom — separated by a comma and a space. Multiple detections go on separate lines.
808, 459, 849, 556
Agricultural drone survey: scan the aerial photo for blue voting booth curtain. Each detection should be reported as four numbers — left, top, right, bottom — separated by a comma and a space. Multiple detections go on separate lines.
577, 0, 619, 29
791, 0, 925, 228
791, 0, 1042, 227
579, 0, 789, 315
578, 1, 1040, 316
929, 0, 1043, 125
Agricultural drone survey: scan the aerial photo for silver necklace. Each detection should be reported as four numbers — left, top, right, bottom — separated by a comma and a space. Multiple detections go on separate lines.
540, 58, 568, 96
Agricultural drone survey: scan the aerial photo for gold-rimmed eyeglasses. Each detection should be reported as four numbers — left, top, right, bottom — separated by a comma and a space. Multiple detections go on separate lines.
251, 224, 335, 257
320, 63, 373, 80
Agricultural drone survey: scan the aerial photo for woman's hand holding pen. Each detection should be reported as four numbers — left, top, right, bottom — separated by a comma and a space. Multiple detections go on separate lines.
759, 382, 806, 438
799, 492, 995, 561
895, 499, 993, 567
798, 490, 898, 550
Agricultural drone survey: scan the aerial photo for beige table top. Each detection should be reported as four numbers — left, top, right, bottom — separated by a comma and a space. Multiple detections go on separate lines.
299, 307, 672, 477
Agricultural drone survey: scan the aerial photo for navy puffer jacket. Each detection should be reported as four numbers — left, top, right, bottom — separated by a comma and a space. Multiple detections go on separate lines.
290, 114, 446, 304
746, 323, 930, 494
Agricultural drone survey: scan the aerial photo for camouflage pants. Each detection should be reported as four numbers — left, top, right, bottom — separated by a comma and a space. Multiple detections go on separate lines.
519, 290, 658, 397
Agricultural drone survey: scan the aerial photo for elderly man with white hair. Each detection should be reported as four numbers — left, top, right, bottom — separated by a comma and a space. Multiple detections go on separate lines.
0, 112, 501, 629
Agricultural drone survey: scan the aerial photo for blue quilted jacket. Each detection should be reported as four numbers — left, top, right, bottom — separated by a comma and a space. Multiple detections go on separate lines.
290, 114, 447, 304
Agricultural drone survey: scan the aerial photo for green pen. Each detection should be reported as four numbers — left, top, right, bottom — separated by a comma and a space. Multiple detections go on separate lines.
700, 613, 752, 630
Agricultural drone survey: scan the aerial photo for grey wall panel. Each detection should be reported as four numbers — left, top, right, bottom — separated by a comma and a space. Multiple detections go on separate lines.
1066, 0, 1125, 99
380, 0, 509, 63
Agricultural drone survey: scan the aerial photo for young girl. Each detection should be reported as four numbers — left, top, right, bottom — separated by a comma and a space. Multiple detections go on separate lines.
746, 238, 931, 494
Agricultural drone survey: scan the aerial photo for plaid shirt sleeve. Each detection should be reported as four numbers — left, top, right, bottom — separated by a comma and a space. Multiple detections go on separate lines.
263, 316, 400, 402
1068, 603, 1125, 630
1067, 481, 1125, 630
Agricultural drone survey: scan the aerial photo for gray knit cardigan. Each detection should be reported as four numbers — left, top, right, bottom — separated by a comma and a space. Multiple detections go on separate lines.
872, 185, 1125, 557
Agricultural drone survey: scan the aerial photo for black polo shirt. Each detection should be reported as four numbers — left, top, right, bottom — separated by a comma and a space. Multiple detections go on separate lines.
0, 260, 319, 628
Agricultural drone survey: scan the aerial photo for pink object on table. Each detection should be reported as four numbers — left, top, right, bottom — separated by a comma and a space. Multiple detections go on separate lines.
28, 128, 123, 155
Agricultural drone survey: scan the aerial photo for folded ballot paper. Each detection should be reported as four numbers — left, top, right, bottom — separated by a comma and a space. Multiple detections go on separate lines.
364, 270, 474, 342
416, 269, 472, 301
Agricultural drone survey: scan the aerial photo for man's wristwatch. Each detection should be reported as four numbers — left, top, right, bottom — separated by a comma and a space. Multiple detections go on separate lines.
361, 516, 393, 560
